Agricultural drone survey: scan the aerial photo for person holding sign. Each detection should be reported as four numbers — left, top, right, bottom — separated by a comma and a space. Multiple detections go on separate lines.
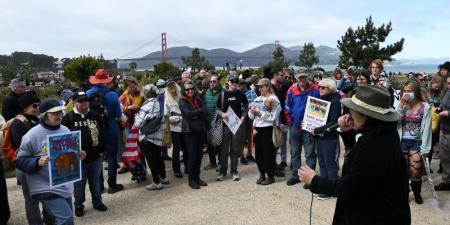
248, 78, 281, 185
216, 74, 248, 182
310, 79, 341, 200
299, 85, 411, 225
17, 99, 86, 225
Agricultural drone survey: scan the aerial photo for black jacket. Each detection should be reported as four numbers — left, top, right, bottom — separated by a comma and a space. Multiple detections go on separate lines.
62, 109, 104, 163
2, 91, 22, 121
0, 161, 10, 225
180, 96, 206, 133
313, 92, 342, 139
10, 114, 39, 151
310, 129, 411, 225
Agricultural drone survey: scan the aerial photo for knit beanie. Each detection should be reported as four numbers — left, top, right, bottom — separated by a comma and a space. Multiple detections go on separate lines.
18, 91, 40, 110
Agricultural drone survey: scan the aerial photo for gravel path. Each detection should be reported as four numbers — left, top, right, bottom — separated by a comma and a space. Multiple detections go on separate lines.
5, 147, 450, 225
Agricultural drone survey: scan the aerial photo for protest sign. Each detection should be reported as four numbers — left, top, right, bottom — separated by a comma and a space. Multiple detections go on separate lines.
223, 106, 241, 135
47, 131, 82, 188
245, 89, 258, 103
302, 96, 331, 133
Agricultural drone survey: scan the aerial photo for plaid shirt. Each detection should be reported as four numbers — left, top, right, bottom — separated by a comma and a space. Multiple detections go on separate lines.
134, 98, 165, 146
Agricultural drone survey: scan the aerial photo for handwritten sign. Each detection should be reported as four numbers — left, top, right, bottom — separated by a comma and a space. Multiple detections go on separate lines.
302, 96, 331, 133
47, 131, 82, 188
223, 106, 241, 135
245, 89, 258, 103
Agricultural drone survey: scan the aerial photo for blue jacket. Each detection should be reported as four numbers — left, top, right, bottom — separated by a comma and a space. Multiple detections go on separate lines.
285, 82, 320, 128
86, 85, 122, 135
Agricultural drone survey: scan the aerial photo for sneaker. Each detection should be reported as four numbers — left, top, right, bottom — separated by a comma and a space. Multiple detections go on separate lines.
160, 177, 170, 185
246, 155, 255, 162
107, 184, 124, 194
216, 174, 225, 181
256, 176, 265, 185
198, 180, 208, 186
261, 177, 275, 185
240, 157, 249, 165
174, 172, 183, 178
317, 194, 333, 200
435, 183, 450, 191
145, 183, 163, 190
117, 167, 129, 174
204, 164, 217, 170
232, 173, 240, 181
189, 181, 200, 189
286, 178, 300, 186
93, 203, 108, 211
215, 165, 222, 172
75, 207, 84, 217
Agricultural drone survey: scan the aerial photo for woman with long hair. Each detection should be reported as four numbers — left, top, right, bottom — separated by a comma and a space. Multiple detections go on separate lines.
299, 85, 411, 225
397, 81, 432, 204
180, 81, 207, 189
427, 75, 445, 168
248, 78, 281, 185
164, 81, 187, 178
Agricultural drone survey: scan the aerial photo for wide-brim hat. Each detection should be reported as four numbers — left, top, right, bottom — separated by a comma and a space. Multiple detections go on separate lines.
89, 69, 113, 85
340, 85, 400, 122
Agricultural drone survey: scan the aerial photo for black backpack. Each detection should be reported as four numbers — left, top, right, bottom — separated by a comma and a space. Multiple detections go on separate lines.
89, 91, 108, 119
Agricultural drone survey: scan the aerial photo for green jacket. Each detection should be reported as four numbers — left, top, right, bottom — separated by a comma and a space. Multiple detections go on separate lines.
204, 88, 222, 126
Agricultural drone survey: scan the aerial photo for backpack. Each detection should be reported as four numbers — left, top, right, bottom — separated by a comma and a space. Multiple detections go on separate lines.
1, 115, 29, 162
89, 91, 108, 119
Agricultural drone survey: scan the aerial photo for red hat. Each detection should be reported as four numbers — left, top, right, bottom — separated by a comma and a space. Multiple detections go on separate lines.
89, 69, 113, 84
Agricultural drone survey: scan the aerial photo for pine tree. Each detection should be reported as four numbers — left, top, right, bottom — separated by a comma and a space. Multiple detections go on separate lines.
296, 42, 319, 70
181, 48, 213, 72
337, 16, 405, 69
268, 46, 288, 74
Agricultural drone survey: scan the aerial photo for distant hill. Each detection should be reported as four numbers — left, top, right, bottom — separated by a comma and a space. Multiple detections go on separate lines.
118, 43, 341, 69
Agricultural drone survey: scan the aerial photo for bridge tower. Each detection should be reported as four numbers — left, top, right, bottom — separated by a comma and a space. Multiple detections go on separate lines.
161, 32, 168, 61
275, 40, 280, 48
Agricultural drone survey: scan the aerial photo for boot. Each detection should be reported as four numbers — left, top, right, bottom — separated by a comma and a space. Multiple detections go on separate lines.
411, 181, 423, 204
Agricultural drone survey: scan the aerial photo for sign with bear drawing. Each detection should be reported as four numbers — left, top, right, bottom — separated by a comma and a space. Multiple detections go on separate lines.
47, 131, 82, 188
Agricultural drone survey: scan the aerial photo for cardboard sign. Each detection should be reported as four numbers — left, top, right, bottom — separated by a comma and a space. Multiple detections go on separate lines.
302, 96, 331, 133
223, 106, 241, 135
47, 131, 82, 188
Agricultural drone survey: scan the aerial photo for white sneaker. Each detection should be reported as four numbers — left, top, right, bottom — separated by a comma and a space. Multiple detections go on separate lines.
145, 183, 163, 190
160, 177, 170, 185
216, 174, 225, 181
232, 173, 240, 181
317, 194, 333, 200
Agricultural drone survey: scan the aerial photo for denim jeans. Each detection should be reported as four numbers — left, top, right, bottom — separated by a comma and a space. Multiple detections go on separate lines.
40, 197, 73, 225
74, 157, 102, 209
289, 127, 316, 179
105, 133, 119, 187
316, 138, 339, 181
171, 132, 187, 173
17, 170, 51, 225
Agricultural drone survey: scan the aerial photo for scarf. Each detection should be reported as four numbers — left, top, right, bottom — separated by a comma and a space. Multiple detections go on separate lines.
181, 96, 199, 109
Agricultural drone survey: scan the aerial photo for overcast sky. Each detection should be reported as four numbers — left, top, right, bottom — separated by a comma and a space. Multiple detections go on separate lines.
1, 0, 449, 60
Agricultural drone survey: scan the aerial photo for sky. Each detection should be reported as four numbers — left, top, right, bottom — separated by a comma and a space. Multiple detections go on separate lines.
1, 0, 449, 60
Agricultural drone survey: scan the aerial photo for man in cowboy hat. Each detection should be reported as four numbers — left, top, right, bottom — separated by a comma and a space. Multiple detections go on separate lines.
299, 85, 411, 225
86, 69, 124, 194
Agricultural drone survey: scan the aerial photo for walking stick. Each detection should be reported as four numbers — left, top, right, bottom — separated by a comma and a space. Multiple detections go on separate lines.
423, 156, 438, 200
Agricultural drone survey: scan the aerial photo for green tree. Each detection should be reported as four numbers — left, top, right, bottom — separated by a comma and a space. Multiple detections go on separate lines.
296, 42, 319, 70
17, 62, 35, 81
181, 48, 213, 72
337, 16, 405, 69
0, 63, 18, 86
153, 61, 181, 78
64, 56, 104, 85
129, 61, 137, 71
268, 46, 288, 74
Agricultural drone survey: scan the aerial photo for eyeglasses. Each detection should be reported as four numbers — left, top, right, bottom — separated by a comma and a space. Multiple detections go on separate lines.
210, 80, 218, 83
319, 86, 329, 90
185, 88, 195, 92
31, 103, 39, 108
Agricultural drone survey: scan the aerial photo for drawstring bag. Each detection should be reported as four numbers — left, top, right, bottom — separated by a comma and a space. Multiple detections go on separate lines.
122, 127, 146, 182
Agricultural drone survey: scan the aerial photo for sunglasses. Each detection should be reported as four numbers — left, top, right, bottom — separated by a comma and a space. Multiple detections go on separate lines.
229, 79, 239, 84
419, 79, 425, 82
185, 88, 195, 92
31, 103, 39, 108
76, 98, 89, 103
210, 80, 218, 83
319, 86, 329, 90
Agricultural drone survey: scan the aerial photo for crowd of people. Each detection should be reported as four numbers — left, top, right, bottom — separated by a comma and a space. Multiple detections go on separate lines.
0, 60, 450, 225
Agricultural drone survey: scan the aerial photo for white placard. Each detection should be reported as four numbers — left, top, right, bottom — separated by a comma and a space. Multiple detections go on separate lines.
223, 106, 241, 135
302, 96, 331, 133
